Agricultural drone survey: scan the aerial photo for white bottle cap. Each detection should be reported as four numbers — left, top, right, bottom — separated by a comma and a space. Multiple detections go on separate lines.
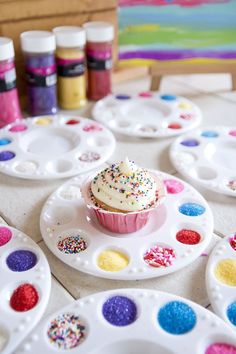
20, 31, 56, 53
83, 22, 114, 43
53, 26, 86, 48
0, 37, 15, 61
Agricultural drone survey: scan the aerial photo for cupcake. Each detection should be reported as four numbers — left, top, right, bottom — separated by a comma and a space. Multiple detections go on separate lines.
82, 158, 166, 234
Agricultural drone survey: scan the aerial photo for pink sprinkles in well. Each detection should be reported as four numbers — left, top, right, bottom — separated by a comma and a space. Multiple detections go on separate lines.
229, 234, 236, 251
179, 113, 194, 120
143, 245, 176, 268
83, 123, 102, 132
164, 179, 184, 194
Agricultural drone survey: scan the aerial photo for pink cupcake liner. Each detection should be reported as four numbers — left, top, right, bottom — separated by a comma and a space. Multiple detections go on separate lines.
81, 173, 166, 234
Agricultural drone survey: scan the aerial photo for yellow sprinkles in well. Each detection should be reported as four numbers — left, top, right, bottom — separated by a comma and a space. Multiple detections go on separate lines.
97, 249, 129, 272
178, 102, 192, 110
214, 259, 236, 286
35, 117, 52, 125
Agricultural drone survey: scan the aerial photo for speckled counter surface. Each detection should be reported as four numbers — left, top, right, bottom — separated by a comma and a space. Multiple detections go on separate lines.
0, 73, 236, 351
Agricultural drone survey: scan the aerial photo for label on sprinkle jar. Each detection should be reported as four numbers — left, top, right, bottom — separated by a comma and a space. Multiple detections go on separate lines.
0, 64, 16, 93
57, 58, 85, 77
26, 64, 57, 87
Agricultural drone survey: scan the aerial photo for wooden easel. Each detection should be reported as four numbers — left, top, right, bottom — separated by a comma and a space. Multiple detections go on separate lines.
149, 62, 236, 91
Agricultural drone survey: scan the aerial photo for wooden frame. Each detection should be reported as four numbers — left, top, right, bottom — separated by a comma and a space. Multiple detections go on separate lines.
149, 62, 236, 91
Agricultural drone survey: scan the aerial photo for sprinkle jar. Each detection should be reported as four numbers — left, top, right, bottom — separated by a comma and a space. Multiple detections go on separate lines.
83, 22, 114, 101
53, 26, 86, 109
0, 37, 22, 128
20, 31, 57, 116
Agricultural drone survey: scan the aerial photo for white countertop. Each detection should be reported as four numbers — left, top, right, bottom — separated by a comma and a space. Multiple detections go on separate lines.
1, 73, 236, 351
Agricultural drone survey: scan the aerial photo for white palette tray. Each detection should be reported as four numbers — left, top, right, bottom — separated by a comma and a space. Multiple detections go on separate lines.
15, 289, 236, 354
0, 116, 115, 180
40, 169, 213, 280
206, 234, 236, 330
170, 126, 236, 197
0, 224, 51, 354
92, 93, 202, 138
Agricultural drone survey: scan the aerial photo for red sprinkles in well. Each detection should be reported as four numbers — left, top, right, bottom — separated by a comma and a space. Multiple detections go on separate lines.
229, 234, 236, 251
168, 123, 182, 129
176, 229, 201, 245
143, 245, 176, 268
10, 283, 39, 312
66, 119, 80, 125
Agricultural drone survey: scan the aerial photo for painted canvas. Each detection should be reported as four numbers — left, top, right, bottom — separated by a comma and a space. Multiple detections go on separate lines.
118, 0, 236, 66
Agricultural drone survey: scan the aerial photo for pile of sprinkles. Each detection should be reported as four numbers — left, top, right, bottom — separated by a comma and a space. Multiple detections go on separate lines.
0, 226, 12, 246
164, 179, 184, 194
227, 180, 236, 191
229, 234, 236, 251
179, 202, 205, 217
10, 283, 39, 312
79, 151, 100, 163
143, 245, 176, 268
158, 301, 196, 335
57, 235, 87, 254
176, 229, 201, 245
102, 296, 137, 326
97, 249, 129, 272
214, 259, 236, 286
47, 313, 86, 350
206, 343, 236, 354
6, 250, 37, 272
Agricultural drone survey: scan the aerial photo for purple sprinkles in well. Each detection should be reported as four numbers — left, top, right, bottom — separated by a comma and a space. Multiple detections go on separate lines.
0, 151, 15, 161
180, 139, 199, 147
102, 295, 137, 326
6, 250, 37, 272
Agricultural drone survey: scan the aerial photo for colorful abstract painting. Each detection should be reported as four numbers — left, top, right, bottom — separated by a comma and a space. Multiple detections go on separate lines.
118, 0, 236, 66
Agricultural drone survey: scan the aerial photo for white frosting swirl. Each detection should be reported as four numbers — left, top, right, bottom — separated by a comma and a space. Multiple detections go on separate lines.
91, 159, 158, 212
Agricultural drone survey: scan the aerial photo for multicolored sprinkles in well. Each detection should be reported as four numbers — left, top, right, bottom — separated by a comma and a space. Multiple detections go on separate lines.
47, 313, 86, 349
227, 180, 236, 191
143, 245, 176, 268
57, 235, 87, 254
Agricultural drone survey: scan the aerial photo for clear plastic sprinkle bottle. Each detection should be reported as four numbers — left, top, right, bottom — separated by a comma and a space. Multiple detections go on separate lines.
0, 37, 22, 128
20, 31, 57, 116
53, 26, 86, 109
83, 22, 114, 101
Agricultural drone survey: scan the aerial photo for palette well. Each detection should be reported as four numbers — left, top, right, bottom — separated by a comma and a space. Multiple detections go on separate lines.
170, 126, 236, 196
0, 116, 115, 180
92, 93, 202, 138
0, 224, 51, 354
40, 169, 213, 280
15, 288, 236, 354
206, 233, 236, 330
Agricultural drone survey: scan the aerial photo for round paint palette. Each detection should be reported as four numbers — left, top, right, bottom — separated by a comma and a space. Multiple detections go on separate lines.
0, 116, 115, 180
0, 224, 51, 354
40, 169, 213, 280
206, 233, 236, 330
170, 126, 236, 197
15, 289, 236, 354
92, 93, 202, 138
